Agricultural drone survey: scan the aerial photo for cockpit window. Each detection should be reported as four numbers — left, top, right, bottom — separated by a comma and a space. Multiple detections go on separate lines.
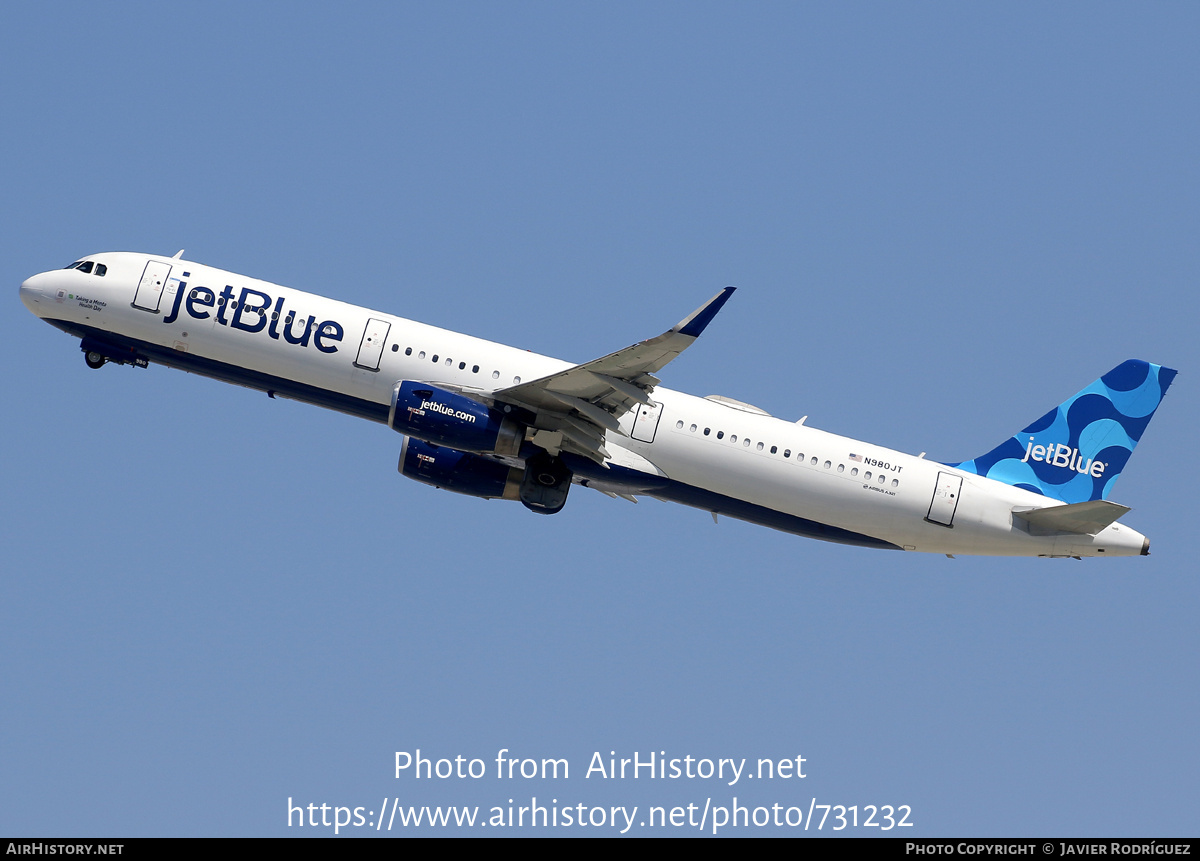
63, 260, 106, 275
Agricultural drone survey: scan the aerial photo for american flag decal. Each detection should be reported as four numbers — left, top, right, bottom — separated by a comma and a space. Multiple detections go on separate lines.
849, 453, 863, 462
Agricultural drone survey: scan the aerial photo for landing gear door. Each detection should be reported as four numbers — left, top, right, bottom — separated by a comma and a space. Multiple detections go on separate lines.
630, 401, 663, 443
926, 472, 963, 527
132, 261, 172, 313
353, 317, 392, 371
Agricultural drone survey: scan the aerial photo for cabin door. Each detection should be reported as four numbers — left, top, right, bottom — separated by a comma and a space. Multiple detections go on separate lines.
132, 261, 172, 313
926, 472, 963, 527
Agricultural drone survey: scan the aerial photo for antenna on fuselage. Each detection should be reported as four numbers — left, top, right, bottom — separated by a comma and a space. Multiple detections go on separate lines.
172, 249, 185, 259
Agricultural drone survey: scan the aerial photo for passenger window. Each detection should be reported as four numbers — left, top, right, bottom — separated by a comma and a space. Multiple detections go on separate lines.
757, 442, 764, 451
744, 439, 751, 447
716, 431, 724, 439
445, 358, 452, 366
891, 479, 899, 487
95, 264, 107, 276
730, 435, 737, 443
492, 370, 499, 379
419, 351, 426, 359
878, 474, 885, 484
459, 361, 465, 370
432, 355, 439, 363
770, 445, 776, 454
472, 365, 479, 373
865, 471, 872, 480
823, 460, 831, 469
405, 347, 412, 355
391, 344, 399, 352
690, 424, 697, 432
783, 449, 790, 458
704, 428, 711, 436
676, 420, 684, 429
837, 464, 844, 473
810, 457, 817, 466
851, 467, 858, 476
513, 376, 521, 384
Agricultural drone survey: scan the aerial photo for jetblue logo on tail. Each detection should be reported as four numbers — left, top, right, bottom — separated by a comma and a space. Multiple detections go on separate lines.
952, 360, 1177, 504
1020, 440, 1106, 478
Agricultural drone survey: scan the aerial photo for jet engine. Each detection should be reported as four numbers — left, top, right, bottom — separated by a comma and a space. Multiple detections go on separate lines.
388, 381, 524, 456
398, 437, 523, 500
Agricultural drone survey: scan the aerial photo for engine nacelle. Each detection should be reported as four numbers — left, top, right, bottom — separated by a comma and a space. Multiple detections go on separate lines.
399, 437, 522, 500
389, 381, 524, 456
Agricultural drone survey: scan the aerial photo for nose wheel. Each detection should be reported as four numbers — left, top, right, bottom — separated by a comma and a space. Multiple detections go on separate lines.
84, 351, 107, 370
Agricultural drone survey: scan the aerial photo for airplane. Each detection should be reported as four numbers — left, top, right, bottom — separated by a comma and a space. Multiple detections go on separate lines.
20, 251, 1177, 558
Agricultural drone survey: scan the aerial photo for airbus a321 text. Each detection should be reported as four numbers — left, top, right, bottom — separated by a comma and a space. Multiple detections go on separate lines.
21, 252, 1177, 558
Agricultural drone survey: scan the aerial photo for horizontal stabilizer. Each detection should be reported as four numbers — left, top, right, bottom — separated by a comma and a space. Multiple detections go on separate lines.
1013, 500, 1131, 536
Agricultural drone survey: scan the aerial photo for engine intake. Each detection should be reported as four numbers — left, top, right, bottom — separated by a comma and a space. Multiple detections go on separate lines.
389, 381, 523, 456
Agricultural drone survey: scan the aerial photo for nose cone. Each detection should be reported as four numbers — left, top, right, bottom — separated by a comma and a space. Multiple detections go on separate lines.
20, 270, 56, 317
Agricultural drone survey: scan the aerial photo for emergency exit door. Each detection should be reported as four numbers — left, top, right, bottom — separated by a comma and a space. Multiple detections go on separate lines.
631, 401, 663, 443
353, 318, 392, 371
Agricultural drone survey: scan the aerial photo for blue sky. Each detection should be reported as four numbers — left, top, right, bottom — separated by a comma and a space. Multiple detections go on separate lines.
3, 2, 1197, 836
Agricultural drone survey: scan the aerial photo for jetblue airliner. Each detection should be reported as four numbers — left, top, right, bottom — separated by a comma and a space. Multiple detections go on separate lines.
20, 252, 1177, 557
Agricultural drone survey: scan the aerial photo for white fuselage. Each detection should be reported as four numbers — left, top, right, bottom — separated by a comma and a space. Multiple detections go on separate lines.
20, 252, 1150, 557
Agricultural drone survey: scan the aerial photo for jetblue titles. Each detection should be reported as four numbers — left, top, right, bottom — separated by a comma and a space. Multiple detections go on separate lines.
162, 281, 343, 353
1020, 438, 1106, 478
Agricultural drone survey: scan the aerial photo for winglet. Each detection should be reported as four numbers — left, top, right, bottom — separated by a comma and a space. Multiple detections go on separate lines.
674, 286, 736, 338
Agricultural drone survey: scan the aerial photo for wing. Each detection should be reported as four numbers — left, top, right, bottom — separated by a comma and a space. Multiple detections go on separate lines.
493, 287, 736, 463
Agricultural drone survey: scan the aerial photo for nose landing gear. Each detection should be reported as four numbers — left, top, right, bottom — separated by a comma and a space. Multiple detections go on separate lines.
79, 338, 149, 370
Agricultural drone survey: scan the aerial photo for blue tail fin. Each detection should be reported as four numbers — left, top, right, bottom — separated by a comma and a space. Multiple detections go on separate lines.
951, 360, 1177, 504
